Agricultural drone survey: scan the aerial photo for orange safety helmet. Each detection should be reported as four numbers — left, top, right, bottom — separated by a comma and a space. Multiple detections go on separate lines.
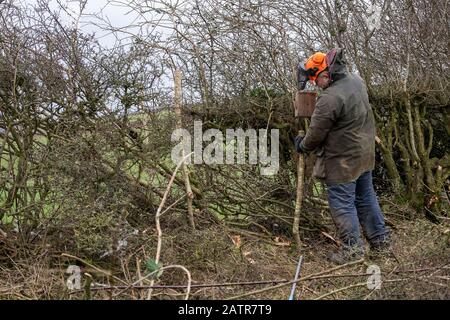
304, 52, 328, 82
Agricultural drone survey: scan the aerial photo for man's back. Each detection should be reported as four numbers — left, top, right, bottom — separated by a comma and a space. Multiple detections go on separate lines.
300, 71, 376, 184
321, 73, 376, 184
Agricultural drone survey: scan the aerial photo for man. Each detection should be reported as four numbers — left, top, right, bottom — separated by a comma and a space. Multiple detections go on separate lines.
295, 48, 390, 264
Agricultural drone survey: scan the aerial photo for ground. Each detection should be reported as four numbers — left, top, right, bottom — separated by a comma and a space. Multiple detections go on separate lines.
0, 209, 448, 300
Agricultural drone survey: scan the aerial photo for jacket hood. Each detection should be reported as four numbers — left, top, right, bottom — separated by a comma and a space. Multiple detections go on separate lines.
326, 48, 348, 82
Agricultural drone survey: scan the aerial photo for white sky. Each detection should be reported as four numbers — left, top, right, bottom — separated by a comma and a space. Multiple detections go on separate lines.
19, 0, 149, 48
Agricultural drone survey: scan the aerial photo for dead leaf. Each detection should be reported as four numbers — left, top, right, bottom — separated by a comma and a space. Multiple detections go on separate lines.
230, 235, 241, 248
274, 236, 291, 246
243, 250, 255, 264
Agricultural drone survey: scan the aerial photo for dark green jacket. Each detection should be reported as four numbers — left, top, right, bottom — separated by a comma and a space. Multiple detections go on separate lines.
300, 56, 376, 185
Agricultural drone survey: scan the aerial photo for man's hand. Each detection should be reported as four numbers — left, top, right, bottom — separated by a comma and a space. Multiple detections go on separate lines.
294, 135, 306, 154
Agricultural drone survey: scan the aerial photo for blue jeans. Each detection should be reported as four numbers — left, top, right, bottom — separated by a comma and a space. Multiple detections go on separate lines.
326, 171, 389, 248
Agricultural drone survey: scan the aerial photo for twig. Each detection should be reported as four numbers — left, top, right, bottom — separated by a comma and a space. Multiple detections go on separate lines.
393, 264, 450, 274
160, 194, 187, 216
113, 264, 191, 299
69, 278, 291, 294
225, 259, 364, 300
147, 152, 193, 300
363, 288, 377, 300
314, 282, 367, 300
135, 256, 143, 299
70, 271, 381, 296
69, 270, 382, 297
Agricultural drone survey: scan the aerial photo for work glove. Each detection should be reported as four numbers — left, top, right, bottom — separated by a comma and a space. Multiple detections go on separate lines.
294, 135, 306, 154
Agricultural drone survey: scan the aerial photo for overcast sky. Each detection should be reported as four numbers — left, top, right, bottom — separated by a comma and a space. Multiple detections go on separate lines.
20, 0, 146, 48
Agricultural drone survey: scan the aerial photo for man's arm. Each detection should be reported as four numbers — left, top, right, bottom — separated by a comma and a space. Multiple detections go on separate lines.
299, 93, 343, 152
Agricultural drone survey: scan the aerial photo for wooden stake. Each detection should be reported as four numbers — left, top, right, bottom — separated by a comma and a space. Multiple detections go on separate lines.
293, 130, 305, 247
174, 70, 195, 230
